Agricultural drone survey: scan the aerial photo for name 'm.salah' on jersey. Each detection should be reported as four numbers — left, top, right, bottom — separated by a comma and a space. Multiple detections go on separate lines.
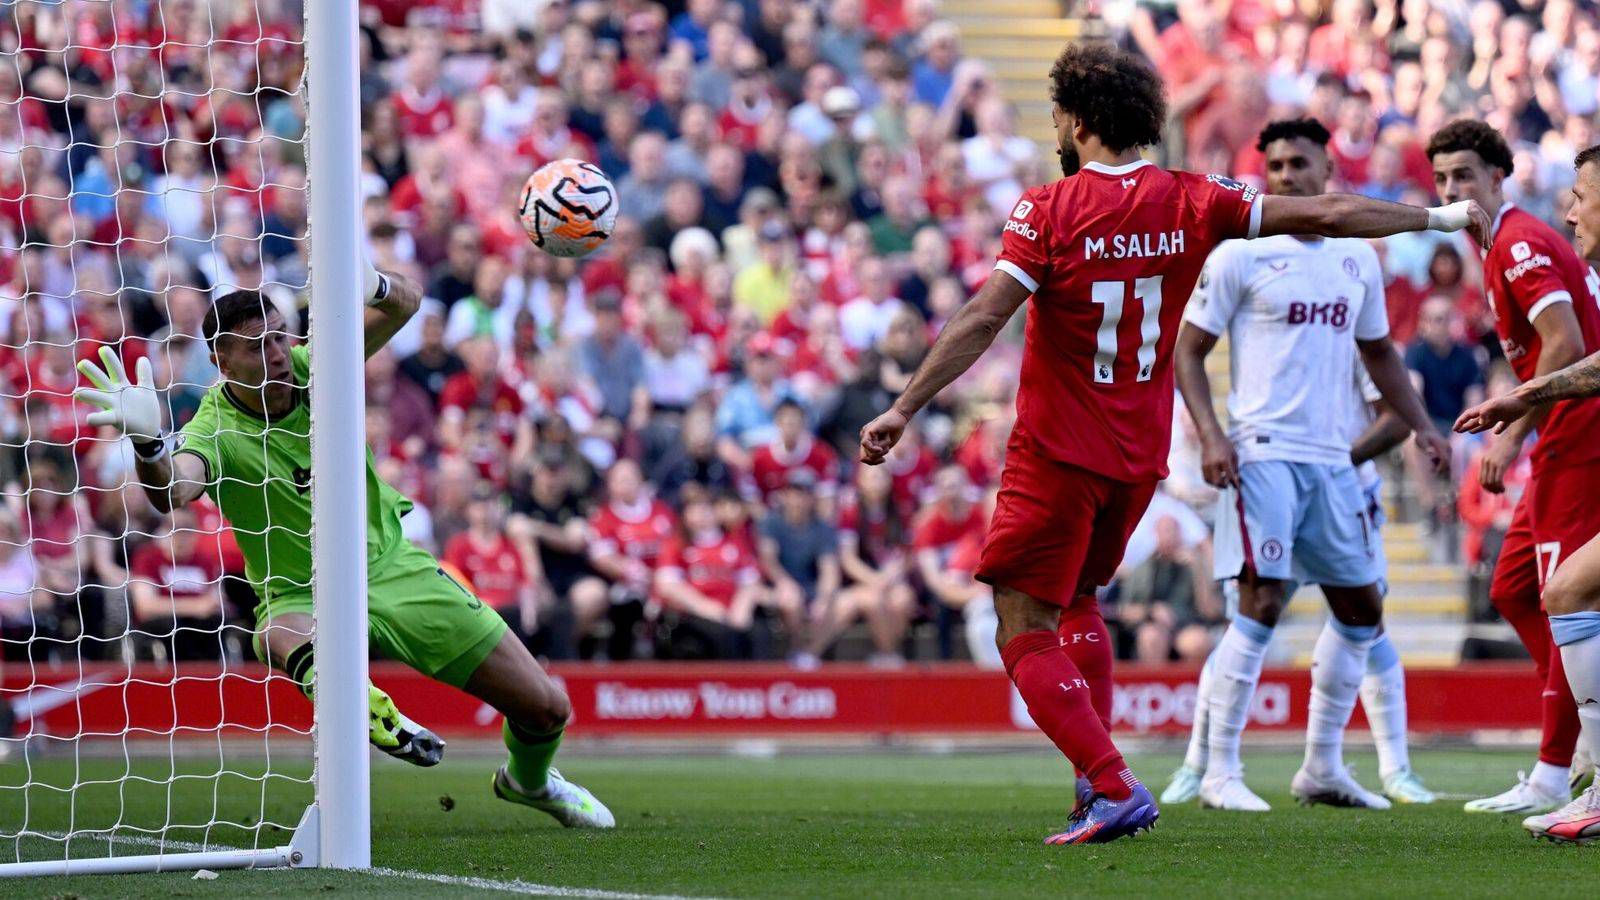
1483, 204, 1600, 471
994, 159, 1263, 483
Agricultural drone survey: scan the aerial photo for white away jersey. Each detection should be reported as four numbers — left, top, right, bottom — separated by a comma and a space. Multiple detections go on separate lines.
1347, 367, 1383, 490
1184, 235, 1389, 466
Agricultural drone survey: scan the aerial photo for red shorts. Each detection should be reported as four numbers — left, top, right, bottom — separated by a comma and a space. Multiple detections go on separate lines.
1493, 464, 1600, 602
976, 429, 1157, 608
1489, 497, 1539, 606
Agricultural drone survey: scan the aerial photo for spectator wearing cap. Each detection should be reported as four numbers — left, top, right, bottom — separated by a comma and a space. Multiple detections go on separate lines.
655, 490, 764, 660
749, 399, 840, 503
715, 331, 797, 465
840, 257, 909, 352
758, 468, 843, 667
734, 220, 796, 327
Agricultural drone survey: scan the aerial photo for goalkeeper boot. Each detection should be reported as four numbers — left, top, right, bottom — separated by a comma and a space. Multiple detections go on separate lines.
369, 685, 445, 767
494, 766, 616, 829
1523, 782, 1600, 844
1381, 767, 1437, 805
1045, 781, 1158, 845
1160, 764, 1203, 805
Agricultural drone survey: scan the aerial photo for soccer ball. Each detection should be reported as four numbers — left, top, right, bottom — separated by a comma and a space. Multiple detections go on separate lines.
518, 159, 619, 258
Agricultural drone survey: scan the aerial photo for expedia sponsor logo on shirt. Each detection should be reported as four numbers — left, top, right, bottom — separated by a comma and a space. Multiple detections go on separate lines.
1003, 218, 1039, 241
1504, 247, 1552, 282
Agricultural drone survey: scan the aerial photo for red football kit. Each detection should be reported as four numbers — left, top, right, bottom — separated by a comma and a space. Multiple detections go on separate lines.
976, 159, 1261, 606
749, 436, 839, 501
1481, 204, 1600, 768
656, 531, 760, 610
589, 498, 678, 570
442, 532, 526, 612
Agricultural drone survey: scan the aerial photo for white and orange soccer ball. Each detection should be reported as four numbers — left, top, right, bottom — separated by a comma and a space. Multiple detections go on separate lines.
518, 159, 619, 258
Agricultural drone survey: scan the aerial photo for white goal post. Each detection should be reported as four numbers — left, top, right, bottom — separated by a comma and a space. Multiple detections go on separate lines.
0, 0, 369, 877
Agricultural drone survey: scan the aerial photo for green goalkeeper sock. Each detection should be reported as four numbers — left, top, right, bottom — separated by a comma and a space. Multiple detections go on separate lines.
503, 719, 564, 793
284, 643, 316, 701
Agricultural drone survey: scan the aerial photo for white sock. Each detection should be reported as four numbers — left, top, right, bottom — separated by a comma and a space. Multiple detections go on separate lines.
1530, 760, 1570, 798
1552, 613, 1600, 765
1305, 619, 1377, 776
1206, 617, 1273, 781
1183, 651, 1215, 772
1359, 630, 1409, 780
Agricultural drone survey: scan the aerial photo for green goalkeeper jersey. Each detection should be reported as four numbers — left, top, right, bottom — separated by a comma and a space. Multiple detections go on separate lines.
174, 344, 411, 597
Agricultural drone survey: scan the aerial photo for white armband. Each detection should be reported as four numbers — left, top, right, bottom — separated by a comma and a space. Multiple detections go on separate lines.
1426, 201, 1472, 233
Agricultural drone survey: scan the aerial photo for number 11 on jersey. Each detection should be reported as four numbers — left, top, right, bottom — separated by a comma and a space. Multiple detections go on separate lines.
1091, 276, 1164, 384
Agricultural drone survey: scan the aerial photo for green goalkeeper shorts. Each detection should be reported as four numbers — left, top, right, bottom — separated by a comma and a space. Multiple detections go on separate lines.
253, 541, 508, 688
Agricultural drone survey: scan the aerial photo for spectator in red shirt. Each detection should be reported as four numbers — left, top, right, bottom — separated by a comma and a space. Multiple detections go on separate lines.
835, 463, 916, 666
749, 399, 840, 502
443, 485, 536, 641
588, 458, 678, 602
437, 337, 532, 454
128, 506, 226, 662
391, 42, 454, 139
654, 490, 763, 659
913, 465, 985, 610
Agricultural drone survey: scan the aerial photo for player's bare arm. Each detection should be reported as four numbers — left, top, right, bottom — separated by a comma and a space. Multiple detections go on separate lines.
1472, 303, 1585, 490
1257, 194, 1492, 249
362, 267, 422, 358
858, 271, 1031, 465
1348, 398, 1411, 466
1457, 349, 1600, 434
1173, 322, 1239, 488
1356, 336, 1451, 473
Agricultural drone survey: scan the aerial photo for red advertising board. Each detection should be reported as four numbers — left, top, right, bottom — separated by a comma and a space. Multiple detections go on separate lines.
0, 662, 1544, 741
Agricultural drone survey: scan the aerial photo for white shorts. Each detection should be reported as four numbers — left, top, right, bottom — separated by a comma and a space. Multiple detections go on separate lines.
1213, 460, 1381, 589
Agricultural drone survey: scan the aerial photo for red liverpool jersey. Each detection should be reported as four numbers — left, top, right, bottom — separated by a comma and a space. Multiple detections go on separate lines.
589, 498, 678, 569
1483, 204, 1600, 471
994, 159, 1262, 482
442, 532, 526, 611
657, 531, 759, 607
749, 436, 839, 500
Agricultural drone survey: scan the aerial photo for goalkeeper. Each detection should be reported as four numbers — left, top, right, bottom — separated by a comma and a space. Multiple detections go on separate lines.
75, 270, 612, 828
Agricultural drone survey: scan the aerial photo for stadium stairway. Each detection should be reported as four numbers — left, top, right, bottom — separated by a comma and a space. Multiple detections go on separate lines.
942, 0, 1104, 150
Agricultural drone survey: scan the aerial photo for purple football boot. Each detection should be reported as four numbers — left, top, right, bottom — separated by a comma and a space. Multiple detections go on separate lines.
1046, 781, 1159, 845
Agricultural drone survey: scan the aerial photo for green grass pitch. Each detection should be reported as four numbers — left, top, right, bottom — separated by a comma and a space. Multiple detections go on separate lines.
4, 747, 1596, 898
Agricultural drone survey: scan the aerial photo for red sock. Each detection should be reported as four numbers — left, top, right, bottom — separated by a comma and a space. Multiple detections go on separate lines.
1002, 630, 1131, 800
1543, 639, 1581, 768
1057, 598, 1114, 732
1495, 584, 1580, 767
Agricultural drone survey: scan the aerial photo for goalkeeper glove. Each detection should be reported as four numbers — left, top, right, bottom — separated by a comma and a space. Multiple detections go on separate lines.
75, 347, 166, 458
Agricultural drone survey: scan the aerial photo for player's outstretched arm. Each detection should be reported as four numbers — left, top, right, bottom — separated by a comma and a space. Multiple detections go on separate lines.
1357, 337, 1450, 473
1457, 349, 1600, 434
1257, 194, 1492, 250
1173, 323, 1238, 488
362, 266, 422, 359
75, 347, 207, 513
858, 271, 1030, 465
1467, 303, 1583, 491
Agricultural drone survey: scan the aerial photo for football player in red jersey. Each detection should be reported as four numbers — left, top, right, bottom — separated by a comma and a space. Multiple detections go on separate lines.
858, 42, 1488, 846
1457, 142, 1600, 843
1422, 120, 1600, 818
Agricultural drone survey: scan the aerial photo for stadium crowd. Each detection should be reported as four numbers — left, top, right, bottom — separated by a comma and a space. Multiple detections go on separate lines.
0, 0, 1581, 667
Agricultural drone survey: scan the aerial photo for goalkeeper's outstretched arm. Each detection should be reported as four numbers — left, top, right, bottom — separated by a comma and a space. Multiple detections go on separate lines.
363, 267, 422, 359
135, 451, 208, 515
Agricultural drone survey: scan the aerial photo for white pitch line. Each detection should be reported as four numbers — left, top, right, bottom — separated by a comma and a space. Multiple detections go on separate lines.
370, 866, 721, 900
37, 831, 717, 900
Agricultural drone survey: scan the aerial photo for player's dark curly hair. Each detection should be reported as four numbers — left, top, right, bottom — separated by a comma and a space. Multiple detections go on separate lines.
203, 289, 273, 350
1425, 119, 1515, 176
1048, 42, 1166, 153
1256, 118, 1331, 152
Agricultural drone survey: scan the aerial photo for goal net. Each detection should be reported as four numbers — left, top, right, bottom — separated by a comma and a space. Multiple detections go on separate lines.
0, 0, 368, 876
